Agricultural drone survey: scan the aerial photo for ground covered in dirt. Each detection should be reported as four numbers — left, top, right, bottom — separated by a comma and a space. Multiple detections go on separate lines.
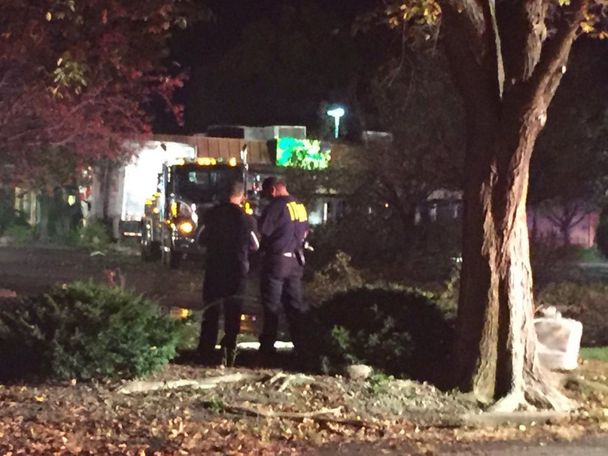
2, 245, 608, 454
1, 358, 607, 455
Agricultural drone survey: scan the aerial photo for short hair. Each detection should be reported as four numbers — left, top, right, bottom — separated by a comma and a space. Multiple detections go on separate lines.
261, 176, 286, 194
261, 177, 277, 194
229, 180, 245, 198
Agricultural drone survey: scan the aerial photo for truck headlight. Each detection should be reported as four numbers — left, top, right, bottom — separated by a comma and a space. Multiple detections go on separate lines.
177, 220, 194, 235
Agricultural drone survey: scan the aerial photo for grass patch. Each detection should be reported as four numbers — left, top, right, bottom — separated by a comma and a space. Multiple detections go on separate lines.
581, 347, 608, 362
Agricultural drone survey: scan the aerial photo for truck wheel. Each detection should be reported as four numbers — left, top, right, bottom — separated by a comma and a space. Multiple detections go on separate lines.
141, 243, 151, 262
162, 246, 181, 269
141, 241, 161, 262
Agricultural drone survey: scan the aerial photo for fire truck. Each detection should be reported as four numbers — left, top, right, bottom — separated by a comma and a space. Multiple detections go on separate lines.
140, 155, 265, 268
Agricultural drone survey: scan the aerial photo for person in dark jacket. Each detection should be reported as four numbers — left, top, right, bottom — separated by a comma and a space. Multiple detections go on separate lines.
197, 181, 259, 365
257, 177, 310, 359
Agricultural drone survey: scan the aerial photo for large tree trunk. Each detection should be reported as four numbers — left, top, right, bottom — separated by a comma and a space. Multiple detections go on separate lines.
441, 0, 586, 411
456, 113, 572, 411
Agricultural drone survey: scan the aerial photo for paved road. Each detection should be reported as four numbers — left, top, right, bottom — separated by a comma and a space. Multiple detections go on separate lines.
0, 245, 263, 314
315, 435, 608, 455
445, 435, 608, 455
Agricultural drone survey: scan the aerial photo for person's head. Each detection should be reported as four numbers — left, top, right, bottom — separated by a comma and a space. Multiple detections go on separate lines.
261, 177, 288, 199
228, 180, 245, 205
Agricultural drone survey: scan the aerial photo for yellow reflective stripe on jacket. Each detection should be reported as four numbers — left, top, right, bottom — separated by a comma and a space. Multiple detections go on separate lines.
286, 202, 307, 222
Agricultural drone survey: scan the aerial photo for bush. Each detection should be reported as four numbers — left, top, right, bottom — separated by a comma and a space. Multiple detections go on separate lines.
537, 281, 608, 347
78, 220, 112, 248
314, 286, 454, 385
307, 251, 365, 303
50, 220, 112, 248
2, 224, 34, 243
596, 208, 608, 259
0, 205, 29, 236
0, 281, 186, 380
530, 236, 585, 289
308, 216, 461, 287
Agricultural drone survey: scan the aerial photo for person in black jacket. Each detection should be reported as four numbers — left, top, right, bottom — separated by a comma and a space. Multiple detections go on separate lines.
257, 177, 310, 359
197, 180, 259, 365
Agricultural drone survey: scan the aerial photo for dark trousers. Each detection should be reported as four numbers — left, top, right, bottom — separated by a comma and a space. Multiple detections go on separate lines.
259, 255, 310, 354
198, 276, 245, 354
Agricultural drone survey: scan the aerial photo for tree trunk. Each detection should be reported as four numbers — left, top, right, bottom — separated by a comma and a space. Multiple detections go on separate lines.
441, 0, 586, 412
456, 112, 573, 412
36, 190, 50, 243
560, 222, 571, 246
100, 161, 111, 224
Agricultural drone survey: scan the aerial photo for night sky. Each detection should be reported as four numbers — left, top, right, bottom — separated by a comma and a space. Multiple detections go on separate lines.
157, 0, 386, 135
158, 1, 608, 139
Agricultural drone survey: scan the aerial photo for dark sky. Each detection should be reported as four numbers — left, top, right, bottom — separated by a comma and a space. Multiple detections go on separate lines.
155, 2, 608, 141
156, 0, 385, 134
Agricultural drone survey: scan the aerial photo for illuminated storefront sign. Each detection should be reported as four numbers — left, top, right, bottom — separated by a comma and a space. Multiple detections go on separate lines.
276, 137, 331, 170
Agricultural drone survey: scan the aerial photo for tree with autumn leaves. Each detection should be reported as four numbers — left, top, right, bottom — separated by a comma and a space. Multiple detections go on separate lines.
373, 0, 607, 411
0, 1, 201, 232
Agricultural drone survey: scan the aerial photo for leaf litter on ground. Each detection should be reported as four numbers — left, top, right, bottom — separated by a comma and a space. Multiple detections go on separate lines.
1, 361, 608, 454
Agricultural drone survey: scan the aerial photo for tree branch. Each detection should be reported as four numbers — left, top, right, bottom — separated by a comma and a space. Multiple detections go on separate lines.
441, 0, 502, 122
528, 0, 588, 103
496, 0, 548, 89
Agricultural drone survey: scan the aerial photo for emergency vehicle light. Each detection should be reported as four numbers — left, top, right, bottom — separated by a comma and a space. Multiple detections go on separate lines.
196, 157, 220, 166
178, 220, 194, 235
170, 307, 192, 319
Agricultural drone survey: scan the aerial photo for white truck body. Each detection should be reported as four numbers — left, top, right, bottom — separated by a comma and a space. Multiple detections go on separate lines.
89, 140, 196, 237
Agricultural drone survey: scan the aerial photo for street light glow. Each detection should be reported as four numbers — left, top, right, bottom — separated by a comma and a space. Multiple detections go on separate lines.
327, 107, 345, 118
327, 106, 345, 139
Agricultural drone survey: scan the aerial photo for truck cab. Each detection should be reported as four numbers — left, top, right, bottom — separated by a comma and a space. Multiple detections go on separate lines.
141, 158, 247, 268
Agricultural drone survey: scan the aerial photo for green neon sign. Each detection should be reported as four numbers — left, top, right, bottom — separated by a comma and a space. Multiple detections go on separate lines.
276, 137, 331, 170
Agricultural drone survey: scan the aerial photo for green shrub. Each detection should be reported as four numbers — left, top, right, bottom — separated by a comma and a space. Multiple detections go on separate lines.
2, 224, 34, 243
307, 251, 365, 303
314, 286, 454, 384
0, 281, 186, 380
530, 237, 586, 289
78, 220, 112, 248
537, 281, 608, 347
48, 220, 112, 248
308, 216, 461, 287
576, 247, 604, 262
429, 263, 461, 319
0, 205, 29, 236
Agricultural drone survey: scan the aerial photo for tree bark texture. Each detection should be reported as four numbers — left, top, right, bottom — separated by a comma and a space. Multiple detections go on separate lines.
36, 190, 50, 242
441, 0, 587, 410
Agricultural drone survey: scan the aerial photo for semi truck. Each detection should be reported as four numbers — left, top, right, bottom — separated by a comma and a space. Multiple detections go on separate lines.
88, 131, 339, 260
88, 139, 198, 239
140, 156, 254, 268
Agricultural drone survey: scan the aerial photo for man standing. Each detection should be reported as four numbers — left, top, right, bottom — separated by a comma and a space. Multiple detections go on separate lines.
258, 177, 311, 361
197, 181, 258, 365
